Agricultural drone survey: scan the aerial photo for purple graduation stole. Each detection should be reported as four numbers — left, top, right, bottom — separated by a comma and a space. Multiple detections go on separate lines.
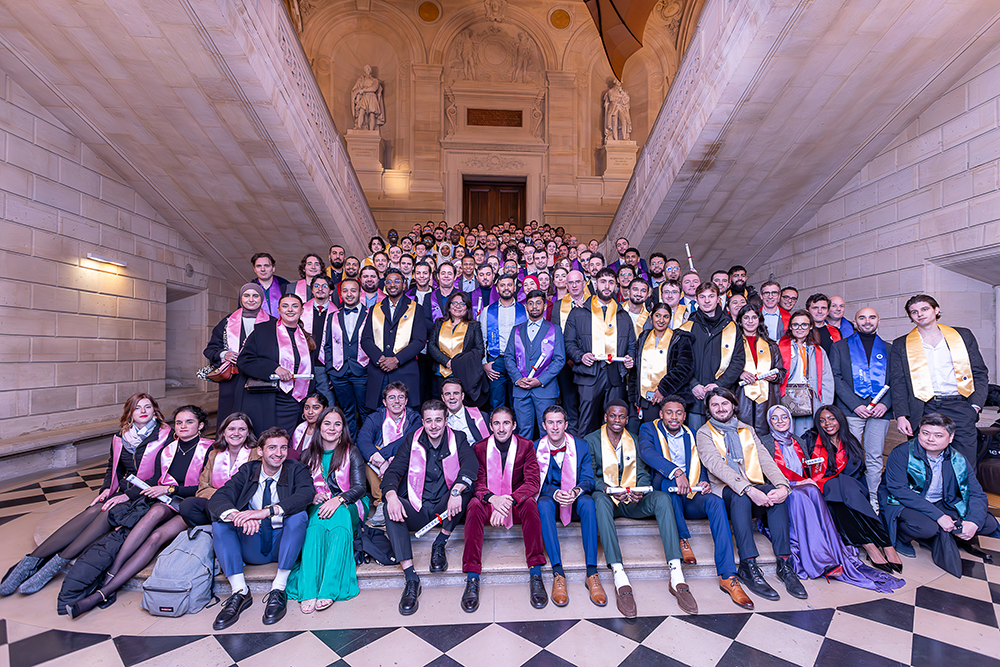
513, 322, 556, 379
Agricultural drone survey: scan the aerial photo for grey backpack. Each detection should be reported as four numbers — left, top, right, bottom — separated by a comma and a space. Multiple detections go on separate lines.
141, 526, 219, 617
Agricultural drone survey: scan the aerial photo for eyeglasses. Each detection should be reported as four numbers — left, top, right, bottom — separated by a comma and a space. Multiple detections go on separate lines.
761, 290, 779, 296
790, 323, 811, 329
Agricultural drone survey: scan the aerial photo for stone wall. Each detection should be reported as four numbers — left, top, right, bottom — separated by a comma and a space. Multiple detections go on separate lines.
0, 71, 231, 441
754, 47, 1000, 379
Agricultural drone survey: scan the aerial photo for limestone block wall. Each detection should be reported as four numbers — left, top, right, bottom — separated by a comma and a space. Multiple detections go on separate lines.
754, 48, 1000, 380
0, 72, 231, 440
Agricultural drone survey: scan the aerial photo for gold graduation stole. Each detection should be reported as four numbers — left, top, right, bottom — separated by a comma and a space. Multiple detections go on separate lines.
669, 303, 687, 329
708, 423, 764, 484
679, 320, 737, 379
437, 320, 468, 378
905, 325, 975, 402
373, 300, 417, 356
591, 298, 619, 358
558, 295, 574, 333
655, 422, 701, 498
601, 426, 637, 503
640, 330, 673, 399
631, 306, 649, 338
743, 337, 772, 403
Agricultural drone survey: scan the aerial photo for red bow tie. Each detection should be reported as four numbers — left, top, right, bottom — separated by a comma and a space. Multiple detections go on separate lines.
549, 445, 566, 455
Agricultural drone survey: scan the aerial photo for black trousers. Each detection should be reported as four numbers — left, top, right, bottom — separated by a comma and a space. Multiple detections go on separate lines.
557, 365, 580, 434
722, 484, 791, 560
384, 490, 472, 563
179, 496, 211, 527
897, 501, 1000, 542
576, 366, 626, 436
275, 391, 303, 436
924, 398, 979, 467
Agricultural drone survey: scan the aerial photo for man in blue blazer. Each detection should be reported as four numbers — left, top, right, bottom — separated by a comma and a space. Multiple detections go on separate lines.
638, 396, 753, 610
505, 290, 565, 440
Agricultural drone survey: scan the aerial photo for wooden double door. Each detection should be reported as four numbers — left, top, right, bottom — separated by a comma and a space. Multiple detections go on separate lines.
462, 180, 526, 228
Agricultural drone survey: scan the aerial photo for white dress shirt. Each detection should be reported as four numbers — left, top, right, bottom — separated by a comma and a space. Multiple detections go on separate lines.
922, 336, 961, 397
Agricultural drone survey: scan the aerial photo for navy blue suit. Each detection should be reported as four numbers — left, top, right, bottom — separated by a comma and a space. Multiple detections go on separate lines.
638, 420, 737, 578
315, 304, 370, 437
535, 436, 598, 571
505, 320, 565, 439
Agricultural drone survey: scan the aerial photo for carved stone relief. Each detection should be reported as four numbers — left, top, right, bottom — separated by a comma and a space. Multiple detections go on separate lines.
654, 0, 683, 41
446, 24, 541, 85
463, 153, 525, 170
484, 0, 507, 22
530, 93, 544, 139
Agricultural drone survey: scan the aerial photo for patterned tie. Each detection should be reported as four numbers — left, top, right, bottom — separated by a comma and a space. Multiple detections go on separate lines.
260, 478, 273, 555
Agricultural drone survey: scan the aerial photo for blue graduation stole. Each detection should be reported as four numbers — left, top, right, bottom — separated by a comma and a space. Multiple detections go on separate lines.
847, 333, 887, 400
486, 301, 527, 357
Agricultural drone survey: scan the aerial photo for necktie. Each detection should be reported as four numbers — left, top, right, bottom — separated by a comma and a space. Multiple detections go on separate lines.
260, 478, 273, 555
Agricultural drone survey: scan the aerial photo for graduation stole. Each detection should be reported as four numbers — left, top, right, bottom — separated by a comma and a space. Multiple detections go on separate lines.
211, 447, 252, 488
807, 436, 848, 492
679, 320, 737, 378
669, 303, 687, 329
437, 320, 468, 378
591, 298, 619, 358
158, 437, 213, 487
630, 306, 649, 337
601, 426, 637, 503
535, 436, 577, 526
639, 330, 673, 400
887, 439, 970, 519
743, 337, 773, 403
771, 435, 808, 482
778, 337, 823, 396
289, 421, 311, 460
276, 322, 311, 401
905, 325, 975, 402
225, 308, 269, 353
311, 447, 366, 519
372, 299, 417, 356
108, 425, 172, 495
406, 427, 460, 511
293, 279, 309, 301
654, 421, 700, 498
513, 322, 556, 378
486, 436, 519, 528
846, 333, 887, 400
557, 294, 574, 333
707, 423, 763, 485
465, 407, 489, 441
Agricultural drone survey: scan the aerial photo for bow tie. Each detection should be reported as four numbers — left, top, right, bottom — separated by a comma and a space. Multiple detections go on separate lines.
344, 307, 358, 314
549, 445, 567, 455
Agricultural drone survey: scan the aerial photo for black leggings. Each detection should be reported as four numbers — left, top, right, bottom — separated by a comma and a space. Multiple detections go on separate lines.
33, 503, 113, 560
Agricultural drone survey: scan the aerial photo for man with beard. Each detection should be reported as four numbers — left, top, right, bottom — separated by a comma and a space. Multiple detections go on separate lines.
460, 408, 547, 613
758, 280, 789, 341
440, 378, 490, 444
664, 258, 682, 283
695, 389, 805, 602
424, 262, 458, 328
358, 266, 384, 309
470, 263, 499, 318
331, 256, 362, 308
679, 282, 745, 432
564, 268, 637, 435
480, 275, 527, 410
648, 252, 667, 292
315, 278, 370, 437
727, 265, 754, 299
830, 307, 892, 511
382, 399, 477, 615
506, 290, 565, 440
299, 275, 332, 362
484, 233, 502, 261
251, 252, 289, 318
711, 270, 731, 309
361, 269, 428, 410
456, 255, 478, 293
586, 253, 605, 295
623, 279, 651, 338
551, 270, 590, 434
326, 244, 346, 284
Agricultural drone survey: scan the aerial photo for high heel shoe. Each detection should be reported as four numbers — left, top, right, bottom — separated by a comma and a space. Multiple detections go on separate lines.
821, 564, 843, 581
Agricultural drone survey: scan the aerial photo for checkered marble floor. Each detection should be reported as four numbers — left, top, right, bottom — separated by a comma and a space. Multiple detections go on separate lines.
0, 461, 998, 667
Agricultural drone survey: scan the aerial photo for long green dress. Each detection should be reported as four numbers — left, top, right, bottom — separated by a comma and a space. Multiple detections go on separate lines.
287, 450, 368, 601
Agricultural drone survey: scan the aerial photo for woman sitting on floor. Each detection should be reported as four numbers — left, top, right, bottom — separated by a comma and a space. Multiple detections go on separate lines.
287, 406, 369, 613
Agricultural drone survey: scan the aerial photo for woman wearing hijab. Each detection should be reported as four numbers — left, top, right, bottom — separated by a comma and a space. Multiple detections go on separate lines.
204, 283, 273, 422
767, 405, 904, 591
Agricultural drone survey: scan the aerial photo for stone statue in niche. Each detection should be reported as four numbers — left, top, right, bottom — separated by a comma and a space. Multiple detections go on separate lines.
512, 33, 531, 83
284, 0, 303, 33
457, 29, 478, 80
484, 0, 507, 22
604, 81, 632, 142
352, 65, 385, 131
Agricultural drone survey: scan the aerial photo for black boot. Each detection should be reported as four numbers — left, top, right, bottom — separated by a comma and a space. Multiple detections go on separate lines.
776, 557, 808, 599
461, 577, 480, 613
736, 558, 779, 601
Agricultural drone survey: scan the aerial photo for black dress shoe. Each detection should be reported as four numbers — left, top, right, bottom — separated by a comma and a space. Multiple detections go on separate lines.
529, 574, 548, 609
776, 557, 808, 600
960, 542, 993, 563
398, 580, 421, 616
213, 590, 253, 630
461, 578, 480, 613
737, 559, 779, 601
430, 543, 448, 573
262, 589, 287, 625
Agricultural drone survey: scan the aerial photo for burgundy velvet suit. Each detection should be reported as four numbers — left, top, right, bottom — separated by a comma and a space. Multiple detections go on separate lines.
461, 435, 546, 574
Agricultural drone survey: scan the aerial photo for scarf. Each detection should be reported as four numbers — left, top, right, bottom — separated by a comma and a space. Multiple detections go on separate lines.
707, 418, 763, 484
108, 424, 172, 495
122, 420, 156, 452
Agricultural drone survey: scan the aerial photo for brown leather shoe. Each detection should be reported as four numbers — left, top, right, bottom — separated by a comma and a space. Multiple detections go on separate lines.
719, 575, 754, 610
669, 581, 698, 615
586, 573, 607, 607
615, 585, 637, 618
551, 574, 569, 607
679, 538, 697, 565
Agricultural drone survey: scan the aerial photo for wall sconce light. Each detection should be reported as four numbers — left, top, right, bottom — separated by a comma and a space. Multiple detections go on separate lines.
86, 253, 127, 268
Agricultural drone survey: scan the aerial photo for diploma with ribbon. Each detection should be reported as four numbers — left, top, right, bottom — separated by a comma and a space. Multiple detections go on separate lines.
527, 351, 546, 379
126, 474, 181, 512
739, 368, 780, 387
415, 513, 447, 538
667, 485, 707, 494
604, 355, 629, 363
269, 373, 315, 380
685, 243, 695, 271
866, 384, 889, 409
605, 486, 653, 494
803, 457, 824, 476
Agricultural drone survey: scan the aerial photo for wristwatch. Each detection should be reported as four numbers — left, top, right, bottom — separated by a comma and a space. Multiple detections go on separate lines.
450, 487, 462, 497
167, 485, 176, 495
268, 504, 277, 517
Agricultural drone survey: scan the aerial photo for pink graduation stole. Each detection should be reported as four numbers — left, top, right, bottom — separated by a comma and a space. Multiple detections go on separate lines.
406, 427, 460, 511
381, 412, 408, 452
158, 437, 213, 486
211, 447, 252, 488
311, 450, 366, 520
226, 308, 270, 352
486, 436, 518, 529
276, 321, 311, 401
289, 421, 310, 461
327, 307, 370, 370
535, 436, 577, 526
108, 425, 172, 494
293, 279, 309, 301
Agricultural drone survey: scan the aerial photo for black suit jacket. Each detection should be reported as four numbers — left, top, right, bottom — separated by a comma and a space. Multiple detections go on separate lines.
629, 328, 695, 408
319, 304, 369, 380
208, 459, 315, 521
564, 297, 637, 387
360, 295, 428, 408
888, 326, 987, 422
684, 307, 746, 412
830, 335, 892, 413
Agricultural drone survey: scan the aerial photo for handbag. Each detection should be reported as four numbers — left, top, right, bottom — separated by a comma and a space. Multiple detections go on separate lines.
198, 360, 238, 383
781, 383, 813, 417
245, 377, 278, 393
